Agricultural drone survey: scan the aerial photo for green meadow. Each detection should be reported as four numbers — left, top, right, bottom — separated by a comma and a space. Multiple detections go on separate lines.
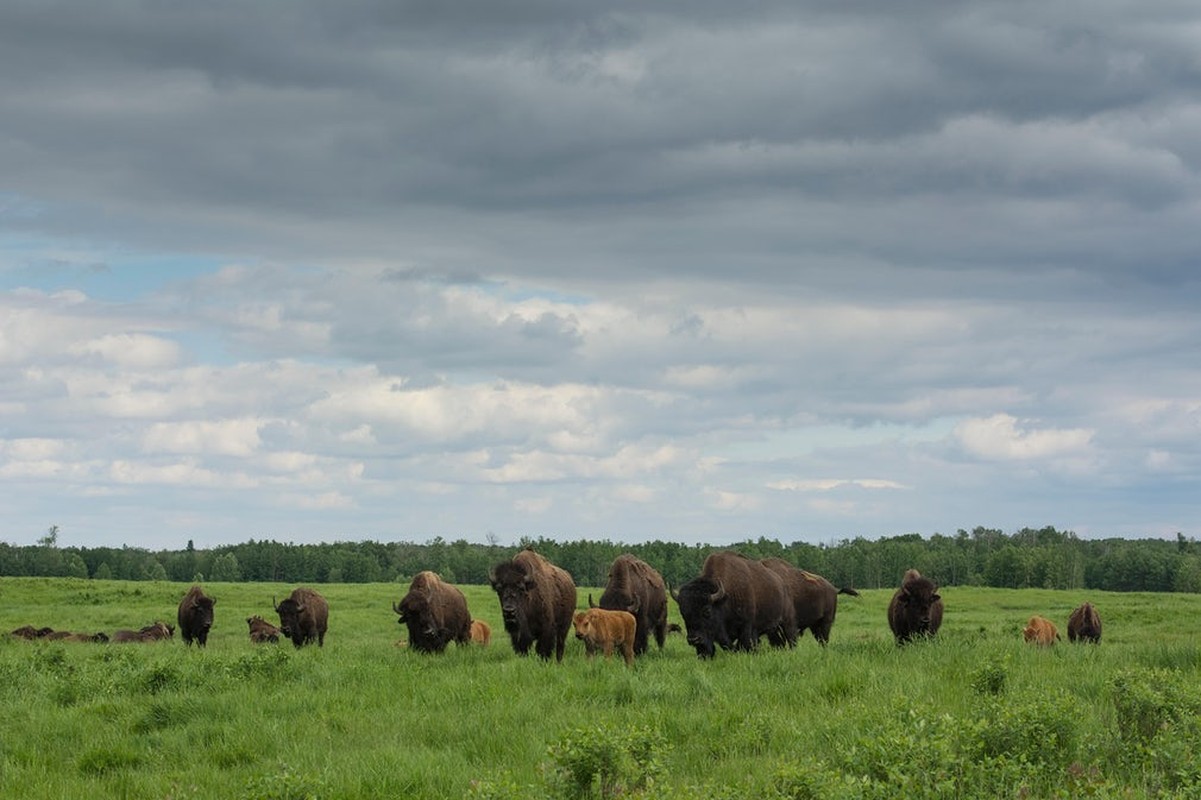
1, 577, 1200, 799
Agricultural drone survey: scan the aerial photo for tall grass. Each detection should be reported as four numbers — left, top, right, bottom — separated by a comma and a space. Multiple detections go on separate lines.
1, 577, 1199, 798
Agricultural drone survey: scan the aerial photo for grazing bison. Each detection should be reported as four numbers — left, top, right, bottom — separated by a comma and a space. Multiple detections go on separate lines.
1067, 602, 1102, 644
1023, 615, 1060, 646
246, 615, 281, 644
574, 608, 637, 667
760, 558, 859, 646
887, 569, 943, 644
274, 587, 328, 648
177, 585, 216, 648
393, 571, 472, 654
469, 619, 492, 646
671, 551, 796, 659
589, 554, 669, 656
489, 549, 577, 662
9, 625, 52, 640
113, 621, 175, 643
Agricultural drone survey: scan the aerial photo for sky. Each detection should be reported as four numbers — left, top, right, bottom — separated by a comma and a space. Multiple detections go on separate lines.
2, 1, 1200, 550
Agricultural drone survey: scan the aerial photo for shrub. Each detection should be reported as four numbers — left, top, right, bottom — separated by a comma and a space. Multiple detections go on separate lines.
546, 723, 668, 799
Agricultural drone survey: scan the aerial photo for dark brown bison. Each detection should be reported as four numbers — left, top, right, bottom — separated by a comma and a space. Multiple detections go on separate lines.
670, 551, 796, 658
573, 608, 637, 667
44, 631, 109, 643
469, 619, 492, 646
1067, 602, 1102, 644
274, 587, 328, 648
1023, 615, 1059, 646
760, 558, 859, 646
246, 615, 281, 644
112, 621, 175, 643
589, 554, 668, 656
489, 549, 577, 662
177, 585, 216, 648
9, 625, 53, 639
393, 571, 472, 654
887, 569, 943, 644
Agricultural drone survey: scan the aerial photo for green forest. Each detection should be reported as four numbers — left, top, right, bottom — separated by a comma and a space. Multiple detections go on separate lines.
2, 525, 1199, 593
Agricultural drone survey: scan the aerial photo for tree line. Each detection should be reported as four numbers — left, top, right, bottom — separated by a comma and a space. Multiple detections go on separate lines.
1, 526, 1199, 593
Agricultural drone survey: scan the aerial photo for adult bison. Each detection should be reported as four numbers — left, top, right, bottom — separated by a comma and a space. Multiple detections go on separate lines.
670, 551, 796, 659
589, 554, 668, 657
489, 549, 576, 662
177, 585, 216, 648
274, 587, 329, 648
246, 615, 281, 644
1067, 602, 1102, 644
887, 569, 943, 644
1023, 615, 1059, 646
393, 571, 472, 654
573, 608, 637, 667
113, 621, 175, 643
760, 558, 859, 646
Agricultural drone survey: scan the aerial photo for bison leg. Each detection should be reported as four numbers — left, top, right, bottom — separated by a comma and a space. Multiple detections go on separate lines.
601, 640, 614, 659
622, 639, 634, 667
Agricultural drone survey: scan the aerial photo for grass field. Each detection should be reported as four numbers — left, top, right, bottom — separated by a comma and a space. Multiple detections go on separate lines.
2, 577, 1200, 799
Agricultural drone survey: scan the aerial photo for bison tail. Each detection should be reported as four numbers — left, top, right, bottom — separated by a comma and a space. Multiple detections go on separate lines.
838, 587, 860, 597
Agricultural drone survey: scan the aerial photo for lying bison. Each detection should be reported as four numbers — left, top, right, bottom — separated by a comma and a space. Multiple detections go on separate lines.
671, 551, 796, 658
393, 571, 472, 654
761, 558, 858, 646
113, 621, 175, 643
1023, 615, 1059, 646
10, 625, 53, 640
573, 608, 637, 667
590, 554, 668, 656
489, 549, 576, 662
246, 615, 281, 644
177, 585, 216, 648
274, 587, 328, 648
887, 569, 943, 644
1067, 602, 1102, 644
45, 630, 109, 643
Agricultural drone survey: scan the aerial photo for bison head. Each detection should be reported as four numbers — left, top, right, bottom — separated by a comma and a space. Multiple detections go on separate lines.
490, 562, 535, 633
897, 577, 941, 631
394, 592, 438, 640
274, 596, 305, 641
671, 578, 730, 659
573, 611, 595, 642
188, 595, 216, 632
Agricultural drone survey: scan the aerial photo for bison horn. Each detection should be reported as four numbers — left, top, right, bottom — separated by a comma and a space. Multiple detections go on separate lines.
392, 601, 403, 616
669, 583, 680, 602
588, 593, 597, 608
272, 596, 279, 612
709, 581, 727, 604
488, 567, 498, 587
627, 596, 641, 614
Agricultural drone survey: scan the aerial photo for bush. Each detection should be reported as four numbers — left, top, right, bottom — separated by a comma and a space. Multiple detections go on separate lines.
546, 724, 668, 799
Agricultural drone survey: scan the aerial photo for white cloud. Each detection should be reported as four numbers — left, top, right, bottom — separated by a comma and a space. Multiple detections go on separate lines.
954, 414, 1094, 461
142, 419, 264, 457
768, 478, 908, 492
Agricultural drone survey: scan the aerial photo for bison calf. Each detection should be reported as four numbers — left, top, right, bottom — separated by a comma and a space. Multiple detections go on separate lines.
1067, 602, 1102, 644
469, 619, 491, 646
573, 608, 637, 667
1023, 615, 1060, 646
246, 615, 281, 644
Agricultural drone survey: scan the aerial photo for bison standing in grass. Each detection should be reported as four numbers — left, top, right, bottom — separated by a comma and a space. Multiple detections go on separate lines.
887, 569, 943, 644
469, 620, 492, 646
274, 588, 328, 648
393, 571, 472, 654
760, 558, 858, 646
1067, 602, 1102, 644
177, 585, 216, 648
1023, 615, 1060, 646
590, 554, 668, 657
573, 608, 637, 667
671, 551, 796, 659
489, 549, 576, 662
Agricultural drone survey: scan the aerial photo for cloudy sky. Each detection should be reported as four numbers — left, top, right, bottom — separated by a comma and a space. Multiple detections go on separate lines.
2, 1, 1200, 550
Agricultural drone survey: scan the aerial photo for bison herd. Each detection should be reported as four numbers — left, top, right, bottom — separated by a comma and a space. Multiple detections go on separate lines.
6, 550, 1105, 660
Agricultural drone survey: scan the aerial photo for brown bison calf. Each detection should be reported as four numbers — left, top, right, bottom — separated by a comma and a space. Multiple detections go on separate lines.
1067, 602, 1102, 644
573, 608, 637, 667
1023, 615, 1060, 646
469, 619, 491, 646
246, 615, 281, 644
